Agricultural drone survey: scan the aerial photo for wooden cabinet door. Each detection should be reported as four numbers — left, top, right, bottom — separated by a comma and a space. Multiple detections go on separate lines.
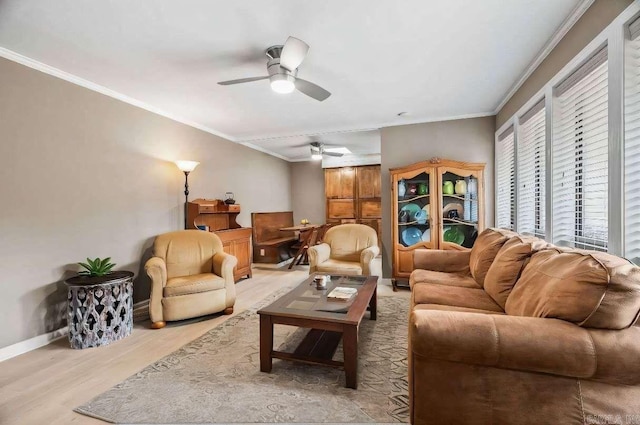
232, 239, 252, 272
396, 250, 414, 275
325, 167, 355, 199
357, 165, 381, 198
327, 199, 355, 218
339, 167, 356, 199
359, 200, 381, 219
324, 168, 342, 198
215, 228, 252, 281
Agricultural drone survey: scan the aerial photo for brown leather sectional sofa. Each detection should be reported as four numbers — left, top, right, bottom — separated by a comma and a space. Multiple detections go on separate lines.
409, 228, 640, 425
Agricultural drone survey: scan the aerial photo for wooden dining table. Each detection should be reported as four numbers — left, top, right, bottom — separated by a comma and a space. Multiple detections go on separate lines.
279, 224, 322, 232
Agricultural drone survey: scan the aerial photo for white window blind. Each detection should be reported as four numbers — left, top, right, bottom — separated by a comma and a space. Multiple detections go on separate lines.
552, 47, 608, 251
517, 100, 546, 238
625, 17, 640, 263
496, 127, 515, 230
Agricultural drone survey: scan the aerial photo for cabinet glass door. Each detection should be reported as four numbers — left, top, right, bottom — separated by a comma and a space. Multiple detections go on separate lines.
438, 167, 482, 249
395, 170, 435, 248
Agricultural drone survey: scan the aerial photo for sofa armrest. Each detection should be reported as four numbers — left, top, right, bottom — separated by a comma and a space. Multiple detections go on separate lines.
413, 249, 470, 274
213, 252, 238, 308
308, 243, 331, 272
145, 257, 167, 323
410, 309, 597, 380
360, 245, 381, 276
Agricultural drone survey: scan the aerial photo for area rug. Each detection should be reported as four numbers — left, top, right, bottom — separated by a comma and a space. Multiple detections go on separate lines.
75, 291, 410, 424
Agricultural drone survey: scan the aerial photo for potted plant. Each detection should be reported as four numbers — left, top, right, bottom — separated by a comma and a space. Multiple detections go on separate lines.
78, 257, 116, 278
65, 257, 134, 349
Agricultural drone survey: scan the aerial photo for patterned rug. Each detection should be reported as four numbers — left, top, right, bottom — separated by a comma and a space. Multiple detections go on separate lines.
75, 291, 410, 424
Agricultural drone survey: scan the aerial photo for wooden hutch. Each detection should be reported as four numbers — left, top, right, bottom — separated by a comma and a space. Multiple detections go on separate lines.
390, 158, 485, 290
186, 198, 252, 282
324, 165, 382, 247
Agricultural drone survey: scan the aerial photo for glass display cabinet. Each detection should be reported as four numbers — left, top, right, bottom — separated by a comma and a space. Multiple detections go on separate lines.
390, 158, 485, 289
437, 164, 484, 251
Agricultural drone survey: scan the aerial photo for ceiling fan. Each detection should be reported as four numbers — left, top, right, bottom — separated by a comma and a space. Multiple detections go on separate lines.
309, 141, 345, 160
217, 36, 331, 102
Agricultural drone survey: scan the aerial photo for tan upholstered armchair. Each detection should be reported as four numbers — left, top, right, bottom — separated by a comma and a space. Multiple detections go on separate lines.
144, 230, 237, 329
307, 224, 381, 277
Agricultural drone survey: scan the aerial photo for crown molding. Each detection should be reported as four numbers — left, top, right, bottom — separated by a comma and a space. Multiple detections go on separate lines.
0, 47, 238, 141
375, 111, 495, 130
238, 141, 289, 161
493, 0, 595, 114
236, 126, 380, 144
238, 111, 495, 147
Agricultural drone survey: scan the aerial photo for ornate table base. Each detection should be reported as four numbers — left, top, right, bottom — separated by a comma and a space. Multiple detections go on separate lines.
66, 271, 134, 349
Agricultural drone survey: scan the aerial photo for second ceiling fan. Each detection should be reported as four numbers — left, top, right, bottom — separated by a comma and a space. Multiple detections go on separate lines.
217, 36, 331, 102
309, 141, 345, 160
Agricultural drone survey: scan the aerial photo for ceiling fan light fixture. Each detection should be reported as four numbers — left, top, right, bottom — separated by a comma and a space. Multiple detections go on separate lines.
270, 74, 295, 94
311, 153, 323, 161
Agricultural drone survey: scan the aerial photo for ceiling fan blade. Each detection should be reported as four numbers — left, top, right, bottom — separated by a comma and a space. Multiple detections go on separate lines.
217, 76, 269, 85
280, 37, 309, 71
295, 78, 331, 101
324, 151, 344, 157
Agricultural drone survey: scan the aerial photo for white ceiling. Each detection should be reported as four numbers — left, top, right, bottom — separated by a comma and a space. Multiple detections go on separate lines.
0, 0, 583, 160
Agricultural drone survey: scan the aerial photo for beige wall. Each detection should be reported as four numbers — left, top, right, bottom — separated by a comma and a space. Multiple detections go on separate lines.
0, 57, 292, 348
496, 0, 633, 127
290, 161, 325, 225
380, 117, 496, 277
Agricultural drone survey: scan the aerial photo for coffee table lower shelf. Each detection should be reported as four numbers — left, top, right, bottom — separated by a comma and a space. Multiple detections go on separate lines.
273, 329, 344, 368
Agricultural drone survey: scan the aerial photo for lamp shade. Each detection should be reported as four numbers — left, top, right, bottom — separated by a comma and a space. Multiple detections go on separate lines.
175, 160, 200, 172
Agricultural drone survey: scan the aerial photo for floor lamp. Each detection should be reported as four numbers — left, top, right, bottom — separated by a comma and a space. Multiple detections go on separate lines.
174, 160, 200, 229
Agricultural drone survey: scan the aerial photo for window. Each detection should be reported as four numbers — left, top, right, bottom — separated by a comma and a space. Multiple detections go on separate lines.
517, 100, 546, 238
552, 47, 608, 251
496, 127, 515, 230
625, 16, 640, 263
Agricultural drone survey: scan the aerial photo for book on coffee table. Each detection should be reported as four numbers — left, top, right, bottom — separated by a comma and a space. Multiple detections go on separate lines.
327, 286, 358, 302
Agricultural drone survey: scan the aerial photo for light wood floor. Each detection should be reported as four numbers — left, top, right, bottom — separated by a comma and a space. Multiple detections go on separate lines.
0, 264, 404, 425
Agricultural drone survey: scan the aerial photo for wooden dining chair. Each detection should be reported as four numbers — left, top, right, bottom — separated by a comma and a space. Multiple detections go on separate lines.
288, 227, 317, 269
315, 224, 331, 244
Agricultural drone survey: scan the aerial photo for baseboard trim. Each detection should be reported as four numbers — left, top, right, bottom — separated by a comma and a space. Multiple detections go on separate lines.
0, 326, 69, 363
252, 258, 295, 269
0, 299, 151, 362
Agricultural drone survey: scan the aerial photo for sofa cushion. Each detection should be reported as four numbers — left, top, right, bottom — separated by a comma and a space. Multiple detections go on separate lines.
469, 228, 517, 288
413, 283, 504, 312
484, 235, 551, 308
164, 273, 226, 297
505, 248, 640, 330
410, 269, 480, 289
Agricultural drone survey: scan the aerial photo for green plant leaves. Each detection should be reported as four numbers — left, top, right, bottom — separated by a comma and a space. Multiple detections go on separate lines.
77, 257, 116, 277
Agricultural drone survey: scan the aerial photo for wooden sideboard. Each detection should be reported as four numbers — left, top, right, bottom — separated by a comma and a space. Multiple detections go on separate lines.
187, 198, 252, 282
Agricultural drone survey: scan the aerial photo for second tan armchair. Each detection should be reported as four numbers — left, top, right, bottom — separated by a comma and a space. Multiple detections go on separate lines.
307, 224, 381, 277
145, 230, 237, 329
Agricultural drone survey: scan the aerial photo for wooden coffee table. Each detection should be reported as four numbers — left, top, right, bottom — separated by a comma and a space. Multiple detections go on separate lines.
257, 274, 377, 389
